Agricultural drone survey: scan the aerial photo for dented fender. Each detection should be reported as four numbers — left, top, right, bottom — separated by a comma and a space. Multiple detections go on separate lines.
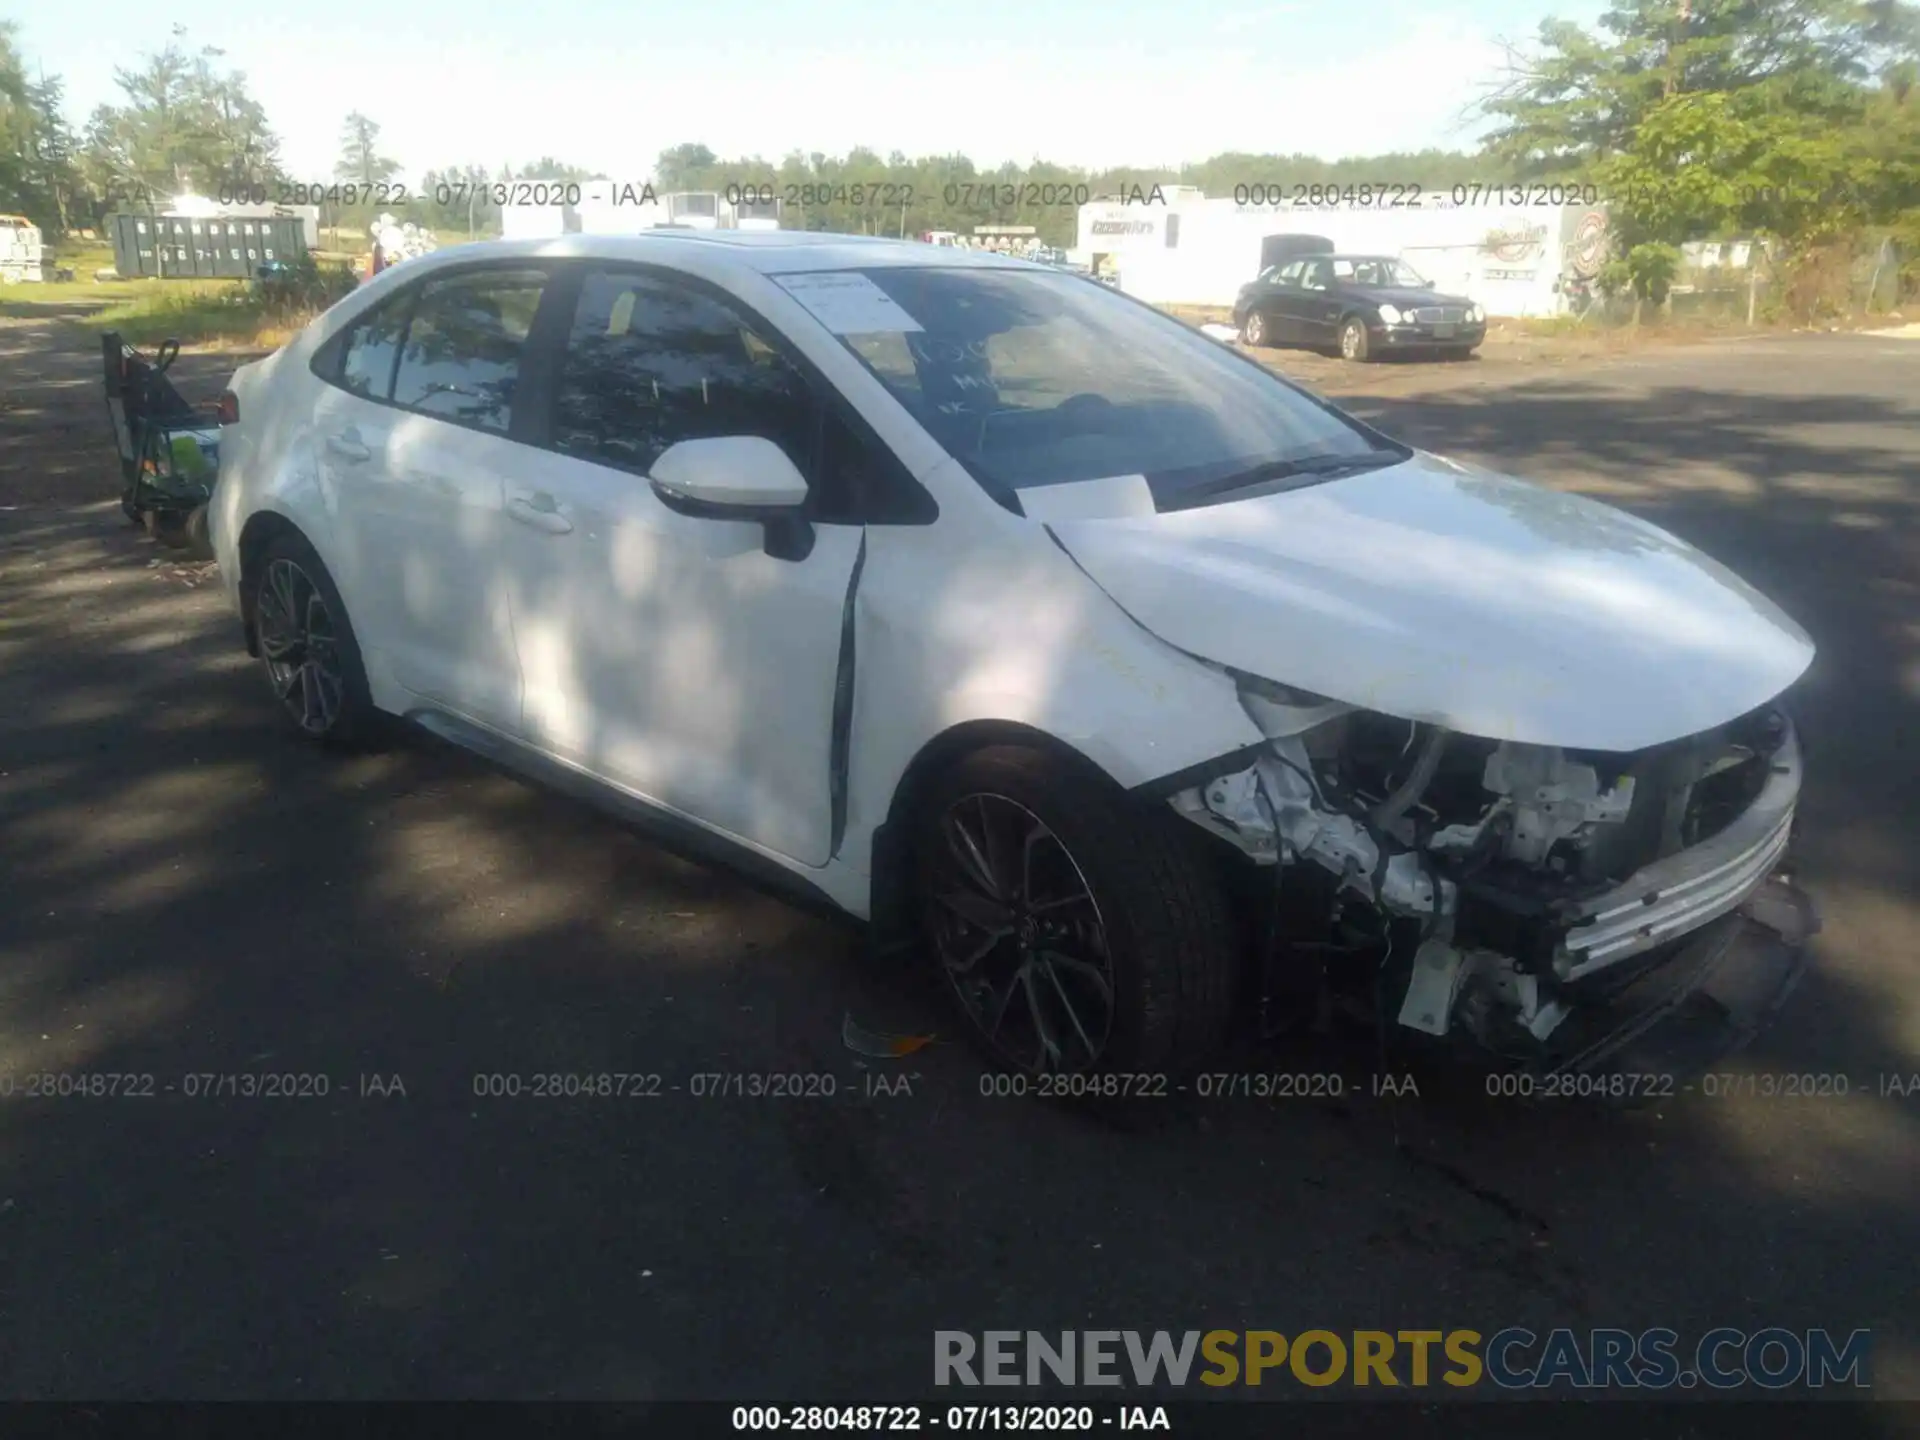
836, 492, 1267, 892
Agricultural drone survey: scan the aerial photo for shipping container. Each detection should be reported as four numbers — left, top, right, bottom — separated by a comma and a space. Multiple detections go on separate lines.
108, 213, 309, 280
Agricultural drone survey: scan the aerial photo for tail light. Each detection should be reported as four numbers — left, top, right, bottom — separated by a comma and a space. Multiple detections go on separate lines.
216, 389, 240, 425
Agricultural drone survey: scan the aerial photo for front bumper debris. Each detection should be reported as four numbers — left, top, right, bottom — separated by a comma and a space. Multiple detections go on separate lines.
1559, 722, 1802, 981
1539, 874, 1818, 1080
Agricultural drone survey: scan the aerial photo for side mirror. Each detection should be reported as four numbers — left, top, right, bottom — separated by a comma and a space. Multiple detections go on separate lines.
649, 436, 815, 561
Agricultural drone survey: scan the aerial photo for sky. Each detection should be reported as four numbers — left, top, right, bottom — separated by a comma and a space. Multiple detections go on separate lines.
11, 0, 1609, 182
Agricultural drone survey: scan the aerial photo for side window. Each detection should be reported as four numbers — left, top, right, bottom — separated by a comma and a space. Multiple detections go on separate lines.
816, 405, 907, 525
1274, 261, 1305, 288
552, 268, 818, 486
1302, 261, 1331, 291
390, 268, 549, 433
326, 297, 411, 400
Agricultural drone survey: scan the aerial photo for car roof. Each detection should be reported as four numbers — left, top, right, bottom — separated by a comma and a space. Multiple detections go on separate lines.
396, 230, 1039, 277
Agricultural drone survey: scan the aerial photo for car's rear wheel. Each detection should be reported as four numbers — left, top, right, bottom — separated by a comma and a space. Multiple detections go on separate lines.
1241, 310, 1269, 348
249, 532, 378, 749
912, 745, 1238, 1077
1339, 316, 1371, 362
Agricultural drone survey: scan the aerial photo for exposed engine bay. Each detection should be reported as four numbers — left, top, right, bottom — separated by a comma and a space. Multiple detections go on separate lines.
1167, 675, 1812, 1072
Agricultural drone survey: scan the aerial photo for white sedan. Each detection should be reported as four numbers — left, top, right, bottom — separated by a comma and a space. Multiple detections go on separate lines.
209, 231, 1817, 1082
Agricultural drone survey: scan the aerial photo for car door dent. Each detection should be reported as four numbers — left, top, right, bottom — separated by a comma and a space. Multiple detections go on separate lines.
828, 530, 869, 859
834, 494, 1268, 884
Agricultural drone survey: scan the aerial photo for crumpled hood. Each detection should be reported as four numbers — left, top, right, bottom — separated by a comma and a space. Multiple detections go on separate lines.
1044, 453, 1815, 752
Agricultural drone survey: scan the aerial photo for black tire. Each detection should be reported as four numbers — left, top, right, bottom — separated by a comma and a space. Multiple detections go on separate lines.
248, 531, 380, 749
911, 744, 1239, 1077
1338, 315, 1371, 362
1241, 309, 1269, 348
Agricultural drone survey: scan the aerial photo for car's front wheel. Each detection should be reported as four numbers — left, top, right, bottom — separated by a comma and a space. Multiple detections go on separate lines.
249, 532, 379, 748
912, 745, 1238, 1077
1339, 316, 1371, 362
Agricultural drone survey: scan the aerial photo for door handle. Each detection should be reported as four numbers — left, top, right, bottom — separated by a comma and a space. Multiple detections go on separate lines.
508, 494, 573, 534
325, 432, 371, 463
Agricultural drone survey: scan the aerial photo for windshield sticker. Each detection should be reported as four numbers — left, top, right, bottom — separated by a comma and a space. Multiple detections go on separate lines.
1015, 473, 1157, 522
774, 273, 924, 334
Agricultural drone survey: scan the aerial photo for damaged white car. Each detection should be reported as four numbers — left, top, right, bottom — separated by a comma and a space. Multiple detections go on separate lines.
208, 232, 1816, 1081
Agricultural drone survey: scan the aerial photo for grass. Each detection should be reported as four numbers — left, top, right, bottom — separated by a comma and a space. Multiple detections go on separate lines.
84, 281, 283, 348
0, 277, 322, 350
0, 234, 365, 348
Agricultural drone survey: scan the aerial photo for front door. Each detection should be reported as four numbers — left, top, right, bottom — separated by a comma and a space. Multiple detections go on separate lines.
503, 265, 863, 866
1262, 260, 1310, 341
1296, 258, 1341, 346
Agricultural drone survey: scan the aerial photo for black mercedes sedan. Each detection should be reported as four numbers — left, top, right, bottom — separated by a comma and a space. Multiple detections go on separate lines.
1232, 253, 1487, 361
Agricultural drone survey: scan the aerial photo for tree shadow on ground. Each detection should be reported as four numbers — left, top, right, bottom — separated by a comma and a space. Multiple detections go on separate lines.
0, 333, 1915, 1406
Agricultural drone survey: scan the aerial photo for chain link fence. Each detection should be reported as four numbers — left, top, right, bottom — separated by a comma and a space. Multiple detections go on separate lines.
1558, 232, 1917, 327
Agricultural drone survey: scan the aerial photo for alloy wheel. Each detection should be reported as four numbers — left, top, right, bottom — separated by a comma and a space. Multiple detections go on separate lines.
1244, 312, 1266, 346
255, 557, 345, 736
1341, 320, 1364, 360
924, 793, 1116, 1074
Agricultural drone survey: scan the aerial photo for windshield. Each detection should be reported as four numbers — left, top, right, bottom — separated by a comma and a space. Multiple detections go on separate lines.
1341, 258, 1430, 288
797, 266, 1401, 508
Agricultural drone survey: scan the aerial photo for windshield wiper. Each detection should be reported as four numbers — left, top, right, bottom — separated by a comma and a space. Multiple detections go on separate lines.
1174, 450, 1401, 505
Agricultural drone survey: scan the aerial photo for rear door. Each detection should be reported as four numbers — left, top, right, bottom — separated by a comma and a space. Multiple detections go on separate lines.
318, 264, 558, 733
310, 292, 410, 671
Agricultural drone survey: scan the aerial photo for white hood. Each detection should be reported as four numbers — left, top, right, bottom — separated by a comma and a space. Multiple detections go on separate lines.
1043, 453, 1815, 752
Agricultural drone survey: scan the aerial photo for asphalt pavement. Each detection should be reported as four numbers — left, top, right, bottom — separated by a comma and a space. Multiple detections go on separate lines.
1, 312, 1916, 1405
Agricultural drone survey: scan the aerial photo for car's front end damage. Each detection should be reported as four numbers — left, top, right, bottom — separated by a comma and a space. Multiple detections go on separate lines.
1162, 678, 1817, 1079
1032, 446, 1821, 1079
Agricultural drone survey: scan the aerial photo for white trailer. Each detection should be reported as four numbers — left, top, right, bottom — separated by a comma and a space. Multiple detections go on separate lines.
1076, 192, 1612, 318
1, 215, 49, 283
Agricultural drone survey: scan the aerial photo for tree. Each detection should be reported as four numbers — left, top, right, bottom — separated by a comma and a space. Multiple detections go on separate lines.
1480, 0, 1920, 310
336, 112, 398, 185
514, 155, 593, 181
80, 30, 283, 208
1480, 0, 1920, 177
419, 163, 498, 235
655, 142, 718, 189
1, 22, 45, 219
20, 74, 85, 230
